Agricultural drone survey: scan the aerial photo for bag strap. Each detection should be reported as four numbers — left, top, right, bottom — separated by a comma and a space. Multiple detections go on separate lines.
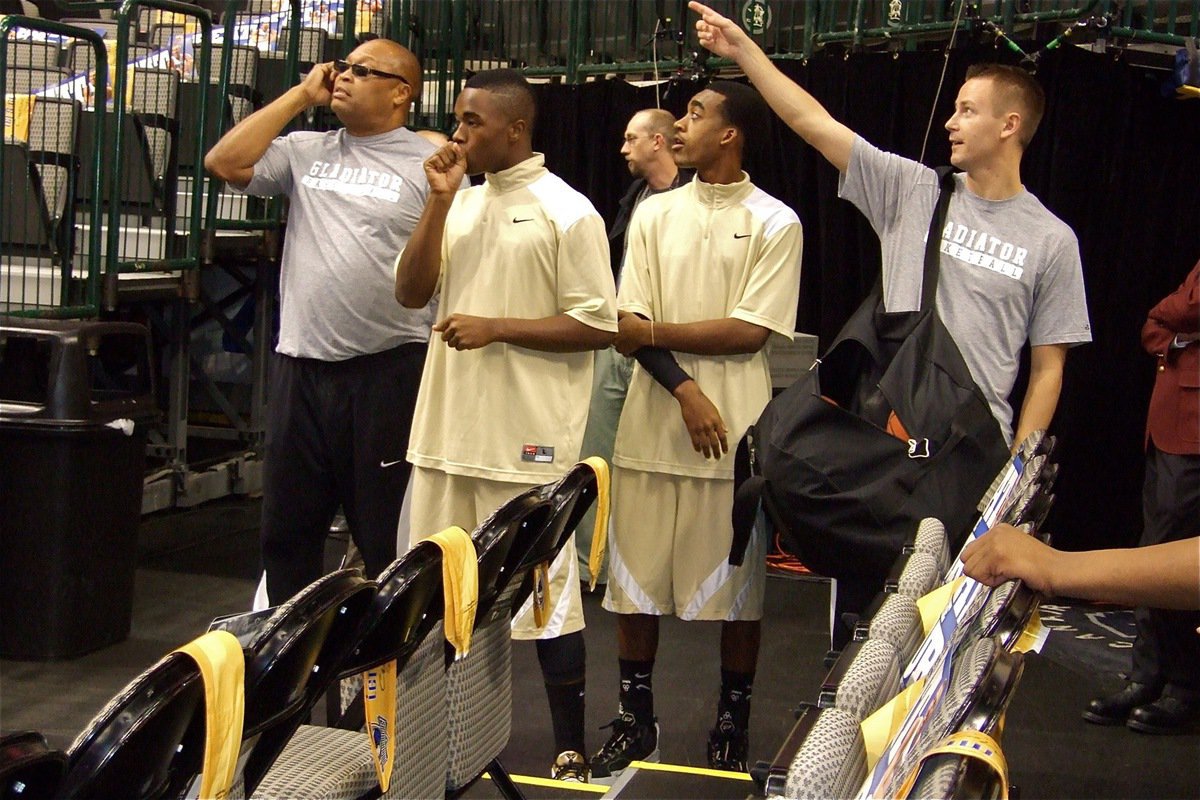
919, 167, 958, 313
729, 430, 761, 567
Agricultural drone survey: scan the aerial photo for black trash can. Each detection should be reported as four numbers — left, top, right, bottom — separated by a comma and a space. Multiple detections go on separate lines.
0, 317, 157, 660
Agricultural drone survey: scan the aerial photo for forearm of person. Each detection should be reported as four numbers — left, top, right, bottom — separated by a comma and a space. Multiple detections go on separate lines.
652, 318, 770, 356
204, 85, 311, 187
733, 46, 855, 173
395, 193, 453, 308
494, 314, 614, 353
1052, 539, 1200, 610
1012, 345, 1067, 451
690, 0, 853, 172
634, 346, 692, 394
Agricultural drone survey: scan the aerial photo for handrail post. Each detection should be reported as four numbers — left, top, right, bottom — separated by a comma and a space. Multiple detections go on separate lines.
567, 0, 585, 84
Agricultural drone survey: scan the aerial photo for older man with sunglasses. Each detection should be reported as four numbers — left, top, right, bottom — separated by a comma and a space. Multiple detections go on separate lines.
205, 39, 436, 605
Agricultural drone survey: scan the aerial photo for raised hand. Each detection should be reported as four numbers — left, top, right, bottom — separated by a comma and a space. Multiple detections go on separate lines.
424, 141, 468, 196
300, 61, 336, 108
689, 1, 752, 60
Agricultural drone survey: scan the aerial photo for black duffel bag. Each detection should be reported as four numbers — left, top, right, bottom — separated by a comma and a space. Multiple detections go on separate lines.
732, 168, 1008, 585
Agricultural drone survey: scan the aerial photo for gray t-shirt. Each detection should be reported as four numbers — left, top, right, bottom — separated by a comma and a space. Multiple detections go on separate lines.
840, 137, 1091, 442
243, 126, 436, 361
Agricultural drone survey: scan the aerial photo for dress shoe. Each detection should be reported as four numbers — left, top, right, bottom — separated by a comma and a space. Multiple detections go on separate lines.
1082, 681, 1162, 725
1127, 694, 1200, 734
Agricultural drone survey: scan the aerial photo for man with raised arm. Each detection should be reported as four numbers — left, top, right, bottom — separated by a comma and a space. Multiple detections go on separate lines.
690, 0, 1090, 453
690, 1, 1090, 646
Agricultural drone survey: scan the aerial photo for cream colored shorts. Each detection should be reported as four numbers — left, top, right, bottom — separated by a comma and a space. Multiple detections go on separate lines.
406, 466, 584, 640
602, 466, 765, 621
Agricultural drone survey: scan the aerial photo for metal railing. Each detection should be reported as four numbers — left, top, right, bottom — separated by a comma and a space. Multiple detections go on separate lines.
103, 0, 210, 299
1, 15, 106, 318
377, 0, 1199, 129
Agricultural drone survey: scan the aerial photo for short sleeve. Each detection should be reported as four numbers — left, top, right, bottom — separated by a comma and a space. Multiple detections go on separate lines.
240, 136, 294, 198
1028, 236, 1092, 347
559, 213, 618, 332
616, 203, 653, 320
839, 136, 935, 236
730, 217, 803, 340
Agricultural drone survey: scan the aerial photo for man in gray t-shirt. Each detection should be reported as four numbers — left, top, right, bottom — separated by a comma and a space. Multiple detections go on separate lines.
692, 2, 1090, 449
840, 140, 1090, 443
691, 1, 1091, 649
206, 38, 436, 603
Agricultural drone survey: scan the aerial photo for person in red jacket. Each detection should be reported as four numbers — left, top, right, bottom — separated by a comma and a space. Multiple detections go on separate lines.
1083, 258, 1200, 734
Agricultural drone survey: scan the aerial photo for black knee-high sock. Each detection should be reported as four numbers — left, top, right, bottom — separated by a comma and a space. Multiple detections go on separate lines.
717, 668, 753, 731
618, 658, 655, 720
538, 632, 586, 755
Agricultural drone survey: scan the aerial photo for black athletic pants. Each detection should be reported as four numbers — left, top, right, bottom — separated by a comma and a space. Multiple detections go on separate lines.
1130, 442, 1200, 695
261, 343, 426, 605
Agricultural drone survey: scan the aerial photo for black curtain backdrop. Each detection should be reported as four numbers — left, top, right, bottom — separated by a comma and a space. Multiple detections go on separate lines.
529, 43, 1200, 553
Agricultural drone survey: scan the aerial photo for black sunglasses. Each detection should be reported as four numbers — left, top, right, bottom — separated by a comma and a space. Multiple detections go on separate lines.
333, 59, 410, 85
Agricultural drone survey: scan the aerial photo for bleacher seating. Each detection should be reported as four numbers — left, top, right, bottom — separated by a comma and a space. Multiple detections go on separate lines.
233, 569, 377, 797
764, 430, 1056, 799
8, 39, 60, 69
255, 540, 449, 799
445, 490, 556, 795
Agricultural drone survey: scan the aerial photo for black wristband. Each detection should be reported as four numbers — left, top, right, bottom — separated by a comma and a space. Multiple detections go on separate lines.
635, 346, 692, 394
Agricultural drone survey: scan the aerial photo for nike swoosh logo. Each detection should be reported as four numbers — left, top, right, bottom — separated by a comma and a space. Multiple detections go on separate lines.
380, 459, 404, 468
513, 217, 534, 223
733, 233, 751, 239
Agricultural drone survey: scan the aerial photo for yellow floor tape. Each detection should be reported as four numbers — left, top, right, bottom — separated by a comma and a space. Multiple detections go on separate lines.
628, 760, 754, 781
483, 758, 753, 793
482, 772, 608, 793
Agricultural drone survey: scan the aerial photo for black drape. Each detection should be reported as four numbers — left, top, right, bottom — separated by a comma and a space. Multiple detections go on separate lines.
531, 43, 1200, 552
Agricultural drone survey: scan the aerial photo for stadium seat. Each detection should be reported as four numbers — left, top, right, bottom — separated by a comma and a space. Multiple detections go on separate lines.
854, 591, 924, 666
57, 648, 209, 798
231, 570, 377, 797
904, 517, 950, 577
764, 705, 868, 800
8, 40, 60, 69
445, 491, 556, 796
0, 731, 66, 800
885, 550, 941, 599
819, 637, 902, 723
253, 543, 449, 799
